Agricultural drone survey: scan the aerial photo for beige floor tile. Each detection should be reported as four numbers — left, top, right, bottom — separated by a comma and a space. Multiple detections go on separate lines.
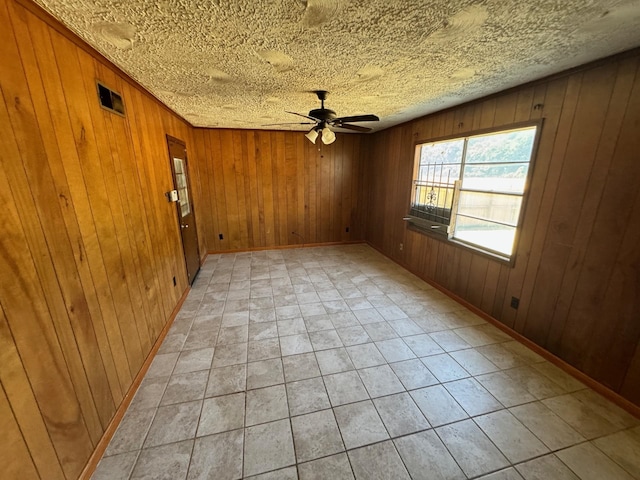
515, 454, 579, 480
216, 325, 248, 346
246, 358, 284, 389
161, 371, 208, 406
593, 426, 640, 478
501, 341, 546, 364
374, 392, 430, 437
450, 348, 499, 375
477, 468, 524, 479
247, 338, 281, 362
348, 440, 410, 479
476, 371, 537, 407
345, 343, 387, 369
556, 442, 634, 480
316, 347, 355, 375
131, 440, 193, 480
410, 385, 468, 427
145, 401, 201, 447
543, 393, 628, 439
444, 378, 503, 416
429, 330, 472, 352
291, 409, 344, 463
309, 329, 343, 350
93, 452, 138, 480
248, 322, 278, 341
246, 385, 289, 426
358, 364, 405, 398
375, 338, 416, 362
212, 343, 248, 368
530, 362, 586, 392
205, 364, 246, 398
279, 333, 314, 356
245, 466, 298, 479
105, 408, 156, 456
243, 419, 296, 477
282, 352, 321, 382
421, 353, 469, 382
475, 343, 529, 370
436, 419, 509, 478
509, 401, 585, 450
503, 365, 566, 399
363, 321, 399, 341
286, 377, 331, 416
334, 400, 390, 449
394, 429, 465, 480
403, 333, 444, 357
297, 453, 354, 480
336, 325, 371, 346
474, 409, 549, 463
198, 393, 245, 437
188, 429, 243, 480
324, 370, 369, 406
389, 358, 439, 390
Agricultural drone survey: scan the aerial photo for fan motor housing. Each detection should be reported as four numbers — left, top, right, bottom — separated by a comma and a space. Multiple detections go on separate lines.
308, 108, 336, 121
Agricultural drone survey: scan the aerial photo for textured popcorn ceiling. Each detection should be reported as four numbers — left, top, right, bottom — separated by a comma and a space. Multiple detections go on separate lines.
35, 0, 640, 131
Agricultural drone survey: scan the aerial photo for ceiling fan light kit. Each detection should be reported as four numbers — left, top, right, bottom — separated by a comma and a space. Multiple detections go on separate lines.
305, 128, 319, 144
321, 126, 336, 144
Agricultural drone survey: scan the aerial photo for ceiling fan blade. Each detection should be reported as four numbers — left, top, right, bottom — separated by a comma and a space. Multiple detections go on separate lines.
262, 122, 316, 126
333, 114, 379, 123
332, 123, 372, 132
286, 111, 319, 122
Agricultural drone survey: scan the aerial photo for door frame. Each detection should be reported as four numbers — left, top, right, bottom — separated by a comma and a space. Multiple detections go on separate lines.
166, 134, 200, 284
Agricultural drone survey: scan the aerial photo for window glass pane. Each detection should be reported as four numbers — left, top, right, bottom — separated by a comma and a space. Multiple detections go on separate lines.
461, 163, 529, 193
454, 216, 516, 256
457, 191, 522, 226
173, 157, 191, 217
419, 139, 465, 167
465, 127, 536, 164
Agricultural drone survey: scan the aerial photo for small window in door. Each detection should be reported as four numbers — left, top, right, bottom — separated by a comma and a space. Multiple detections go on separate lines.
173, 157, 191, 217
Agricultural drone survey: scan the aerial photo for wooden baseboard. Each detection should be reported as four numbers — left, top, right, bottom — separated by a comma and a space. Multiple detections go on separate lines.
365, 242, 640, 419
208, 240, 365, 255
78, 286, 191, 480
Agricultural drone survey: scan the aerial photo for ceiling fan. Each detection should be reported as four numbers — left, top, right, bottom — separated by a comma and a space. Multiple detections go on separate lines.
267, 90, 379, 144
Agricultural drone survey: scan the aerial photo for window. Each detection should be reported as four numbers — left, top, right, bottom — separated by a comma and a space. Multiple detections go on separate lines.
408, 123, 539, 261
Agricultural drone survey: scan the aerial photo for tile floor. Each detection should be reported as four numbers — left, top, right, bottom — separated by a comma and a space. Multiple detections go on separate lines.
92, 245, 640, 480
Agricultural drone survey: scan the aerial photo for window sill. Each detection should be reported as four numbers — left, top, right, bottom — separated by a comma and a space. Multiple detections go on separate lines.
404, 217, 515, 266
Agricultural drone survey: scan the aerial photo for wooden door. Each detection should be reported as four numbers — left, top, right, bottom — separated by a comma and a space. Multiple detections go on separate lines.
167, 136, 200, 284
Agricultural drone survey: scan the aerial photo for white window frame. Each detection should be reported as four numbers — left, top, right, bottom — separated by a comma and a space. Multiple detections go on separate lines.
406, 120, 542, 264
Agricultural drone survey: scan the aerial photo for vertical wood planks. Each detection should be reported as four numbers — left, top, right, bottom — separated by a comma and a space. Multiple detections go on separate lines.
191, 129, 367, 250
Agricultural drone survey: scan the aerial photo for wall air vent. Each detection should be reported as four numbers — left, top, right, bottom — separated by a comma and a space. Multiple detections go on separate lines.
97, 82, 125, 116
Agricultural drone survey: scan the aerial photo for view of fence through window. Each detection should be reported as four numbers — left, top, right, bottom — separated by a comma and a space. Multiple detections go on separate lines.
410, 125, 537, 258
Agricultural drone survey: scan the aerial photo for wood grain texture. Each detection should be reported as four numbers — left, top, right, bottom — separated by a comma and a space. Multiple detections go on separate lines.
365, 50, 640, 406
191, 129, 367, 250
1, 1, 195, 478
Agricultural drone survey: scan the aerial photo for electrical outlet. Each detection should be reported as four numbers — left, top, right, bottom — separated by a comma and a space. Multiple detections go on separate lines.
510, 296, 520, 309
399, 243, 403, 251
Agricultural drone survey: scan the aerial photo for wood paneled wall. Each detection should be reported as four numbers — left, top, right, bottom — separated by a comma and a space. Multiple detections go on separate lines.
0, 1, 196, 478
365, 50, 640, 405
191, 128, 366, 251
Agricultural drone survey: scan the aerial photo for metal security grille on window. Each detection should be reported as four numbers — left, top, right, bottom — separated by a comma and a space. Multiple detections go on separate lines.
409, 125, 538, 259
